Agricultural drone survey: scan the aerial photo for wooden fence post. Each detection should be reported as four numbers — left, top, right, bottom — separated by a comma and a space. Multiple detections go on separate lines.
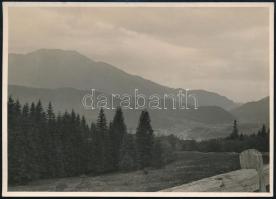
239, 149, 266, 192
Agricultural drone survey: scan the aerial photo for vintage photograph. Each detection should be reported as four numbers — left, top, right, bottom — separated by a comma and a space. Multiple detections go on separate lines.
2, 2, 274, 197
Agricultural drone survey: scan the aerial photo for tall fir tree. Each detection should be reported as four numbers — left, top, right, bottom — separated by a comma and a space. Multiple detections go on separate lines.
229, 120, 239, 139
28, 102, 41, 180
136, 110, 154, 169
8, 98, 26, 184
21, 103, 33, 180
35, 100, 51, 178
46, 102, 58, 177
54, 112, 66, 177
110, 107, 127, 170
94, 108, 108, 173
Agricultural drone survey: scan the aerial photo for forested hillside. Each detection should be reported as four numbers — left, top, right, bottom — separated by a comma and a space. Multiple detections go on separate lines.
8, 97, 163, 185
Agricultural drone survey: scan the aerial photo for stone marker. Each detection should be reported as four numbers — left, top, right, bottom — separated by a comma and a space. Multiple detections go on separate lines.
239, 149, 266, 192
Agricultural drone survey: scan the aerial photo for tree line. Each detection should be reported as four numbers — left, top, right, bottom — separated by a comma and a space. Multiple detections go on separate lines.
8, 96, 270, 186
8, 97, 164, 185
182, 120, 269, 153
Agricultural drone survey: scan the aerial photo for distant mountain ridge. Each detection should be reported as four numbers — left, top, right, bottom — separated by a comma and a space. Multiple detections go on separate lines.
8, 49, 269, 139
9, 85, 236, 128
9, 49, 171, 96
9, 49, 237, 110
231, 97, 269, 124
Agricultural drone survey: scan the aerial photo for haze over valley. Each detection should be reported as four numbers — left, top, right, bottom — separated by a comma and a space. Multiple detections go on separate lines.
8, 49, 269, 140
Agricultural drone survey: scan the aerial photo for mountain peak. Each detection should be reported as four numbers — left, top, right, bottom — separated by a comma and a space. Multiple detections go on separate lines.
9, 49, 238, 109
28, 48, 80, 55
26, 48, 93, 60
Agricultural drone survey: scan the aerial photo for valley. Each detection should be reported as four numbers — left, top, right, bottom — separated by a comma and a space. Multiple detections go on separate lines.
8, 49, 269, 140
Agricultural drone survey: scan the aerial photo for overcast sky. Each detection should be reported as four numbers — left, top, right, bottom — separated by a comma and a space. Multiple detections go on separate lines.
8, 6, 271, 102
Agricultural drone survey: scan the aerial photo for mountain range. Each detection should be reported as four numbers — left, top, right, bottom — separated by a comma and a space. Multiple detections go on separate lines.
8, 49, 269, 139
9, 49, 237, 110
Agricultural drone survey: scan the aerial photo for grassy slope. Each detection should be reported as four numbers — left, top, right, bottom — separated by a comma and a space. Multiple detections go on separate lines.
9, 151, 241, 192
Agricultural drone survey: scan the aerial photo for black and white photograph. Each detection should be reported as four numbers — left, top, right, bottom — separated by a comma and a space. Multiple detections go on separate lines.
2, 2, 274, 197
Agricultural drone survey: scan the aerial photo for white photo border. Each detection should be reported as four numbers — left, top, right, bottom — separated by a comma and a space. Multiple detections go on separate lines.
2, 2, 274, 197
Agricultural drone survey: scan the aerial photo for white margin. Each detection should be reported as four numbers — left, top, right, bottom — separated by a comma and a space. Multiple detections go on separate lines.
2, 3, 9, 197
1, 2, 274, 197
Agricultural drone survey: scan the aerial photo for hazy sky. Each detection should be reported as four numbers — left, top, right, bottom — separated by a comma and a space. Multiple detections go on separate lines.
8, 5, 271, 102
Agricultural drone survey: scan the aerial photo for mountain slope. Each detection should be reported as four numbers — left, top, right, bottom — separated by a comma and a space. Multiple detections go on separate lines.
184, 89, 237, 110
9, 85, 235, 131
231, 97, 269, 124
9, 49, 171, 96
9, 49, 237, 110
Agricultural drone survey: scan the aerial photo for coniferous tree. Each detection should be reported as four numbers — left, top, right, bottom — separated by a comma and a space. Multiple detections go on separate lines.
110, 107, 127, 170
119, 134, 137, 171
27, 102, 42, 180
66, 110, 85, 176
55, 113, 66, 177
95, 109, 113, 172
136, 110, 154, 169
87, 122, 97, 173
11, 100, 29, 184
21, 103, 33, 181
46, 102, 58, 177
8, 97, 26, 184
46, 102, 55, 121
65, 110, 77, 176
94, 108, 107, 173
8, 96, 15, 127
8, 96, 15, 184
35, 100, 51, 178
229, 120, 239, 139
